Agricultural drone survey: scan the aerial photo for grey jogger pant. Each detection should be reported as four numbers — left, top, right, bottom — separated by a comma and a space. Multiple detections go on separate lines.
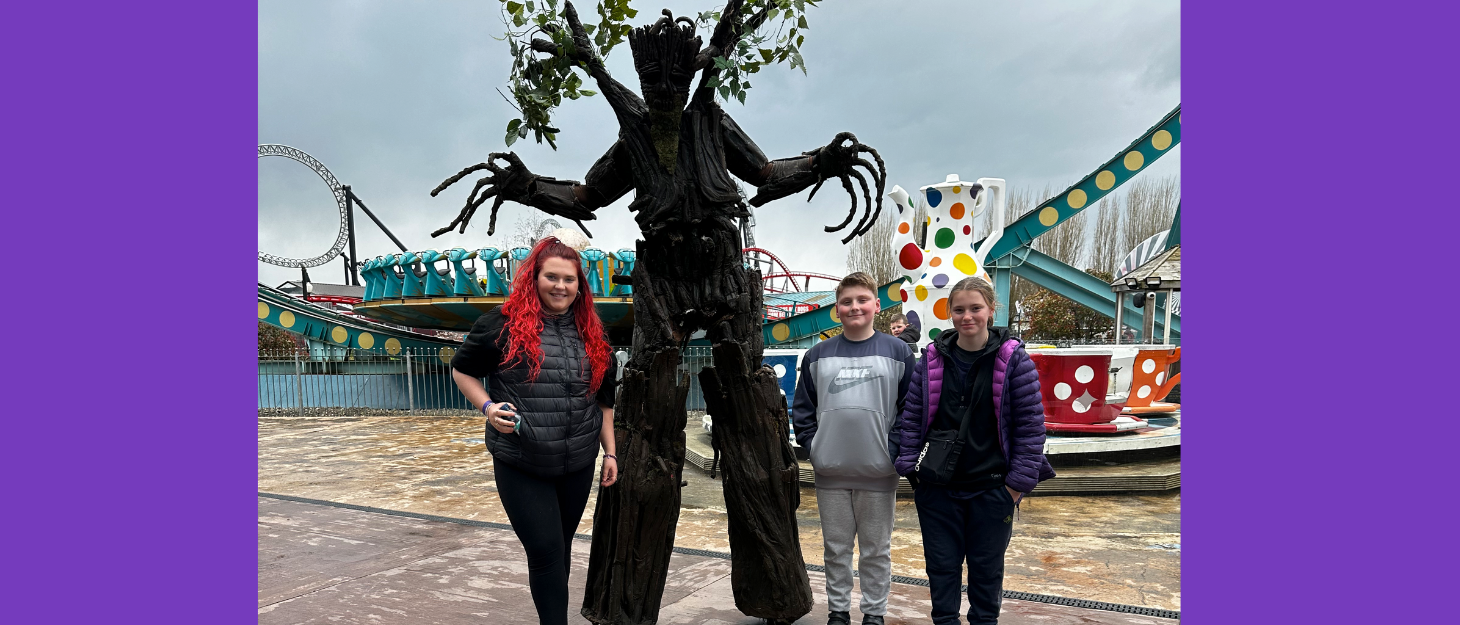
816, 487, 898, 615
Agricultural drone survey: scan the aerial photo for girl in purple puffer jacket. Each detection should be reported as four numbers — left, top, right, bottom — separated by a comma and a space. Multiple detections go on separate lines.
894, 277, 1054, 625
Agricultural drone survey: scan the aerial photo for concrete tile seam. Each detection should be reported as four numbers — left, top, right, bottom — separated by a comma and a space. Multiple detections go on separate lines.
261, 492, 1181, 620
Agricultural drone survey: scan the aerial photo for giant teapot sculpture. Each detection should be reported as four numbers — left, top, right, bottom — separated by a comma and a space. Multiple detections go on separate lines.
887, 174, 1007, 350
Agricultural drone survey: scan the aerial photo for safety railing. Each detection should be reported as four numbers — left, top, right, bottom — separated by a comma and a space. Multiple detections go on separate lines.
258, 347, 475, 415
258, 345, 724, 414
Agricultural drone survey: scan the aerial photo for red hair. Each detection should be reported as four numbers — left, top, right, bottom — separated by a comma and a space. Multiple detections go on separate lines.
499, 236, 612, 394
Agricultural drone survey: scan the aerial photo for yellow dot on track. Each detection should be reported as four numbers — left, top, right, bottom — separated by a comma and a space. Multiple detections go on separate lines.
331, 326, 349, 344
1095, 170, 1116, 190
385, 338, 402, 355
258, 302, 270, 319
1068, 189, 1087, 210
279, 311, 295, 328
1038, 207, 1059, 226
439, 346, 456, 364
1124, 151, 1145, 171
358, 332, 374, 349
772, 323, 790, 342
1152, 130, 1172, 150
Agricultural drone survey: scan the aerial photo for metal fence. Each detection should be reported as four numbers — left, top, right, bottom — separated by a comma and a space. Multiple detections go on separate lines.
258, 347, 473, 414
259, 345, 727, 414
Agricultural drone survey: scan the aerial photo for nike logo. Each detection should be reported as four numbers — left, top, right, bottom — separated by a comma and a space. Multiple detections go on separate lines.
828, 366, 882, 394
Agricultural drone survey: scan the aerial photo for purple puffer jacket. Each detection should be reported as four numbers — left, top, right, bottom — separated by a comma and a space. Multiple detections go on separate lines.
893, 336, 1056, 494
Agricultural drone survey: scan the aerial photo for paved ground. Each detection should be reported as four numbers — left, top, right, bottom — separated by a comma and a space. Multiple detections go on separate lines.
259, 415, 1180, 616
259, 496, 1176, 624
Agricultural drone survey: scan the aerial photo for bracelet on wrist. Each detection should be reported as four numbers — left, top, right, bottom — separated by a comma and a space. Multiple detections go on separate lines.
481, 402, 493, 416
603, 454, 616, 460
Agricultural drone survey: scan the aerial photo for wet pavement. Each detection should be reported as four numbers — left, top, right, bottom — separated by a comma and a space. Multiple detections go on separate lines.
259, 415, 1180, 616
260, 496, 1176, 624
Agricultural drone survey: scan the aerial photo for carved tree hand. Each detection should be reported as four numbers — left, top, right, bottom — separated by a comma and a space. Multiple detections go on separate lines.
806, 132, 888, 243
429, 152, 536, 237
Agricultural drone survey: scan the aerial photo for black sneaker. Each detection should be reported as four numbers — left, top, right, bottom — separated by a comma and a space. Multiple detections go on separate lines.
828, 611, 851, 625
861, 615, 884, 625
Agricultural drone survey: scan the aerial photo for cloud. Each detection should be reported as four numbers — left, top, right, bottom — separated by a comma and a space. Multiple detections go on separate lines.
259, 0, 1179, 285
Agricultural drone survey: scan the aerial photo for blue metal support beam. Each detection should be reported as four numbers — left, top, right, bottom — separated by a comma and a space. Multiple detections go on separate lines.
992, 266, 1011, 327
997, 247, 1179, 338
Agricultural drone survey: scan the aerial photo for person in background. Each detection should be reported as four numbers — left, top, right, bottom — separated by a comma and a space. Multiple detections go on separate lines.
449, 236, 618, 625
893, 276, 1054, 625
791, 272, 916, 625
888, 312, 920, 345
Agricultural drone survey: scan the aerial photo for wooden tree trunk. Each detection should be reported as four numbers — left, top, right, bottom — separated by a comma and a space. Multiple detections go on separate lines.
582, 243, 691, 625
699, 345, 813, 621
698, 259, 813, 622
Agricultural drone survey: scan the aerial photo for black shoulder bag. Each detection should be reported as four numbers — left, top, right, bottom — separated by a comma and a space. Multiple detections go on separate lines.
914, 362, 974, 486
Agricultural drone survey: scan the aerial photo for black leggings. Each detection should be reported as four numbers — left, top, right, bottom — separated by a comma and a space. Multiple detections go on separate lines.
493, 459, 595, 625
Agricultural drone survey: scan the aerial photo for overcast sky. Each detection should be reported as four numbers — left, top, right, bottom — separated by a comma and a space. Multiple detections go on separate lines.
259, 0, 1179, 287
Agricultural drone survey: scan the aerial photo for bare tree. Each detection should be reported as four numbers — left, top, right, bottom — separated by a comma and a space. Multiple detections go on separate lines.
1120, 174, 1180, 259
509, 212, 563, 248
1033, 192, 1087, 268
845, 201, 899, 285
1091, 193, 1125, 275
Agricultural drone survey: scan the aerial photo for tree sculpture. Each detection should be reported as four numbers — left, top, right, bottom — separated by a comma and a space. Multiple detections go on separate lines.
430, 2, 886, 623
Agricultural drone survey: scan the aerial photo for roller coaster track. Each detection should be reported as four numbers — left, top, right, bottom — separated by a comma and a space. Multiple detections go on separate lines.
257, 144, 351, 269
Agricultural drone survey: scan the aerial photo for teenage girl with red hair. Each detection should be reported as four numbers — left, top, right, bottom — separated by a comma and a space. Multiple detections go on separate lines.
450, 236, 617, 625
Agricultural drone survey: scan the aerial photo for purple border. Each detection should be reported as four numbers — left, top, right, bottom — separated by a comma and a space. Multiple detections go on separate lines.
1187, 2, 1456, 622
5, 2, 256, 623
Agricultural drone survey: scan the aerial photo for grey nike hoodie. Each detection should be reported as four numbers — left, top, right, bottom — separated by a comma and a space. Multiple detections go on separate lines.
790, 331, 916, 491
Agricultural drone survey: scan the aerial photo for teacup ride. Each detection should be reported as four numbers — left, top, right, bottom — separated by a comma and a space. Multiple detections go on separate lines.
1029, 351, 1146, 434
1122, 347, 1181, 415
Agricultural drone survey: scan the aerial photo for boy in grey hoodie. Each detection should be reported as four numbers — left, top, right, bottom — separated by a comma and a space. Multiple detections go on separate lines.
791, 273, 915, 625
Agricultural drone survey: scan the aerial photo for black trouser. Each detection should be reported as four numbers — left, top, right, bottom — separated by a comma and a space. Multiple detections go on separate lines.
914, 484, 1017, 624
493, 459, 595, 625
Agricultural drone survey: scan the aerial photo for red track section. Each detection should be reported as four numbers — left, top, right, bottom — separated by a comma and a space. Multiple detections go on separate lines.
743, 247, 842, 293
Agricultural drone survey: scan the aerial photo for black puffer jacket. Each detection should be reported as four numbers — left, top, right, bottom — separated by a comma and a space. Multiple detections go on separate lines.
451, 306, 617, 477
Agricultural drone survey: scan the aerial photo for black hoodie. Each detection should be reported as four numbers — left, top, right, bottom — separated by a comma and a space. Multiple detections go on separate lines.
894, 323, 921, 345
929, 326, 1010, 491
